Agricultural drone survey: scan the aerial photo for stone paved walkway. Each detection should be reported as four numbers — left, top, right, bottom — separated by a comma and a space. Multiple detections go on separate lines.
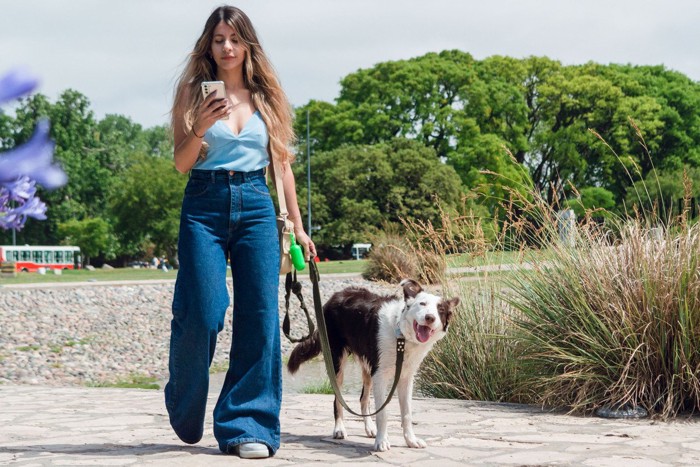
2, 385, 699, 465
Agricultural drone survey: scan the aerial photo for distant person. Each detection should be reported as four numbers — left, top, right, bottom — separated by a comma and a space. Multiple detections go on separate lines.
165, 5, 315, 460
151, 256, 159, 269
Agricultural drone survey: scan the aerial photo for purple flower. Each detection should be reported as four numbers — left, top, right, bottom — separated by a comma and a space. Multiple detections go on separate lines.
0, 67, 40, 105
0, 119, 65, 189
2, 176, 37, 202
0, 191, 47, 230
0, 67, 67, 231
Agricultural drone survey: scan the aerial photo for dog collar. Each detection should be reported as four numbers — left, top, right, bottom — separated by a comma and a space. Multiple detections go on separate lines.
395, 303, 408, 338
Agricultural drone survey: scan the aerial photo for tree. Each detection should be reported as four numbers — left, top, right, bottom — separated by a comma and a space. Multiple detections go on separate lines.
299, 52, 700, 210
297, 138, 464, 248
624, 167, 700, 218
109, 155, 186, 261
565, 186, 617, 218
0, 90, 175, 259
58, 217, 116, 266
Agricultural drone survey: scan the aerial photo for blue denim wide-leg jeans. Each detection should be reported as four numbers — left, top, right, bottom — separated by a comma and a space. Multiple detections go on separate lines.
165, 168, 281, 455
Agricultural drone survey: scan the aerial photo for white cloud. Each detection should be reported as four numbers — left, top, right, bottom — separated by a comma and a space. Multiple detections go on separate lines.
1, 0, 698, 128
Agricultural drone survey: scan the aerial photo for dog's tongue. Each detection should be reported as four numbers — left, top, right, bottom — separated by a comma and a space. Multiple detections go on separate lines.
413, 321, 433, 343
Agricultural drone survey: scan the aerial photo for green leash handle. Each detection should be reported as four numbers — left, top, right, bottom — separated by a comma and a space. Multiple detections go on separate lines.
289, 233, 306, 271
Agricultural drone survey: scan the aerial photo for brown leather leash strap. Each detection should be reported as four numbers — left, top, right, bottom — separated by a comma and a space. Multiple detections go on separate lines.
307, 260, 405, 417
282, 270, 316, 343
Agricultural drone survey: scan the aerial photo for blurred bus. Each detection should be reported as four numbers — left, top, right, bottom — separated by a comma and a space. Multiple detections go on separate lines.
0, 245, 82, 272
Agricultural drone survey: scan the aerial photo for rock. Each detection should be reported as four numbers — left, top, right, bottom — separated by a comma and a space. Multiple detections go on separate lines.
0, 276, 393, 386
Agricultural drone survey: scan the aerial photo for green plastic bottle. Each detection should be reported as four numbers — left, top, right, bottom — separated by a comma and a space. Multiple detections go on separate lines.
289, 232, 306, 271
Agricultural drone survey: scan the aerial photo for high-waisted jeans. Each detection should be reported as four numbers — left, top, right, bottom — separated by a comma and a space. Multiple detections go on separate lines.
165, 168, 281, 455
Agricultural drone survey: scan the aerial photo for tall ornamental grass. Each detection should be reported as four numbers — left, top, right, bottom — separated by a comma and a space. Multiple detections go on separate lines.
417, 282, 522, 402
506, 218, 700, 418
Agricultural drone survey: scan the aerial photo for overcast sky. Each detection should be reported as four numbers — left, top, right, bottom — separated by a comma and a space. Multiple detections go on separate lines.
1, 0, 698, 129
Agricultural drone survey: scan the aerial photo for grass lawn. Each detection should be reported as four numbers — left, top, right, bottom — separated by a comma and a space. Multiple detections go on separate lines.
0, 259, 369, 285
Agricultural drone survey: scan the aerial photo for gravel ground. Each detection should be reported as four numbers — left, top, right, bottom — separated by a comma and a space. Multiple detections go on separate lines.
0, 276, 396, 386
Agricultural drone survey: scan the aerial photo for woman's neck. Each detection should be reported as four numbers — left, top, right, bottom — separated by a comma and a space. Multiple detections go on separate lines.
217, 68, 246, 92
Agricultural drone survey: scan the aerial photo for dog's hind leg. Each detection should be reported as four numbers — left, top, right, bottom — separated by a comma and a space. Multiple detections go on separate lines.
332, 351, 347, 439
399, 375, 426, 448
360, 363, 376, 438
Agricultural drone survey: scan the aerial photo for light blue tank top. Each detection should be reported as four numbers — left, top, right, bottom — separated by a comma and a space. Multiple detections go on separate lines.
193, 110, 270, 172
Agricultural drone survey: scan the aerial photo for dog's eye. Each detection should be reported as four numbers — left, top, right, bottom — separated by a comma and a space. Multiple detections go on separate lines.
420, 302, 427, 306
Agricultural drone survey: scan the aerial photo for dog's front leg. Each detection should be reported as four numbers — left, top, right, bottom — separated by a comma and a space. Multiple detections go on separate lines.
399, 376, 426, 448
372, 374, 391, 452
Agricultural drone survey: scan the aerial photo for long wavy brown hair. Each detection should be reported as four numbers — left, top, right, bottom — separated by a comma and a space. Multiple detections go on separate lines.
171, 5, 295, 163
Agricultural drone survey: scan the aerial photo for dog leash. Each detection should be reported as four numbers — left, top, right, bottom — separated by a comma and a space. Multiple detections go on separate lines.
282, 270, 316, 343
307, 260, 405, 417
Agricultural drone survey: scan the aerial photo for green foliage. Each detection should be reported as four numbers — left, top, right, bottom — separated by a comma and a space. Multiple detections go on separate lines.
58, 217, 116, 265
4, 51, 700, 259
108, 156, 186, 259
565, 186, 617, 217
625, 167, 700, 217
297, 52, 700, 211
1, 90, 173, 258
295, 138, 463, 247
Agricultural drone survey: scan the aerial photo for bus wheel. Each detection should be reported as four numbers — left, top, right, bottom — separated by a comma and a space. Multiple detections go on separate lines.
21, 268, 29, 273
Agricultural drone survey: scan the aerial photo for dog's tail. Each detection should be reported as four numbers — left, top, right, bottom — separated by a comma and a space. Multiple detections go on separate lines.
287, 331, 321, 374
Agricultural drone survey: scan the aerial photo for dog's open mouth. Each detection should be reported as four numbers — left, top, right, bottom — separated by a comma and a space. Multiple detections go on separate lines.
413, 320, 434, 343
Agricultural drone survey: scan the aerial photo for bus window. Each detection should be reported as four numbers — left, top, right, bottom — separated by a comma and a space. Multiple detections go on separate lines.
33, 251, 42, 263
55, 251, 63, 263
12, 251, 19, 261
22, 250, 31, 261
66, 251, 74, 263
44, 251, 53, 263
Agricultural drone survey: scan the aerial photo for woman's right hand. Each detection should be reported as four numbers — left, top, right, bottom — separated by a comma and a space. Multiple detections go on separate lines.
192, 90, 231, 136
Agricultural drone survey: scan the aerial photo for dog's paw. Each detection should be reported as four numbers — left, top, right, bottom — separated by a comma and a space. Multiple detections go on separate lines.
364, 420, 377, 438
373, 438, 391, 452
406, 436, 427, 449
332, 428, 347, 439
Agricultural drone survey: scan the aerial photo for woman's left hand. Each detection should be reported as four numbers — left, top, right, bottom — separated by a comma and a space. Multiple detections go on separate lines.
294, 228, 316, 260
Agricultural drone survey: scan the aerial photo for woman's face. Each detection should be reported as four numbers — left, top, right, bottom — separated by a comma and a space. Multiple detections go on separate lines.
210, 21, 246, 73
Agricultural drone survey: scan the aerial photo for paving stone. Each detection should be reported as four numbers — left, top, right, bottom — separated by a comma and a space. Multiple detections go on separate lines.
1, 385, 700, 465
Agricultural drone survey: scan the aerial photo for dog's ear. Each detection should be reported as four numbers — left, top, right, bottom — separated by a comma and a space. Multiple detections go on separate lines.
399, 279, 422, 300
438, 297, 460, 331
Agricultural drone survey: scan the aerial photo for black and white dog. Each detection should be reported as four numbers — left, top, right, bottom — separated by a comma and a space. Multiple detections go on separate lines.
287, 279, 460, 452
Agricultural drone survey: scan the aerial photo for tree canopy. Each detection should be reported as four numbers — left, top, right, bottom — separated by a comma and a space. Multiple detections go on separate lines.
295, 51, 700, 210
2, 50, 700, 261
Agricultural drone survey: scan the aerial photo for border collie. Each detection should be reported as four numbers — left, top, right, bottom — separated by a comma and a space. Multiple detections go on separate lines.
287, 279, 460, 452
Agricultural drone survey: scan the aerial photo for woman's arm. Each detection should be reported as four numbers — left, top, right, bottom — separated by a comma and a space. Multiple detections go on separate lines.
281, 160, 317, 259
173, 89, 231, 173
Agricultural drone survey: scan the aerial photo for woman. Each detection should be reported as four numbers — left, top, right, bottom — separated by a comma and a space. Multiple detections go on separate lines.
165, 5, 315, 459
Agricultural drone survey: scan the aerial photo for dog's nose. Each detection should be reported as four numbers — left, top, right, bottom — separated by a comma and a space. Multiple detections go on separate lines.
424, 314, 435, 325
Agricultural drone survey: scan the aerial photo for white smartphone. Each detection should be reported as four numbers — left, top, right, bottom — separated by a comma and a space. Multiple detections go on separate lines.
201, 81, 228, 120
